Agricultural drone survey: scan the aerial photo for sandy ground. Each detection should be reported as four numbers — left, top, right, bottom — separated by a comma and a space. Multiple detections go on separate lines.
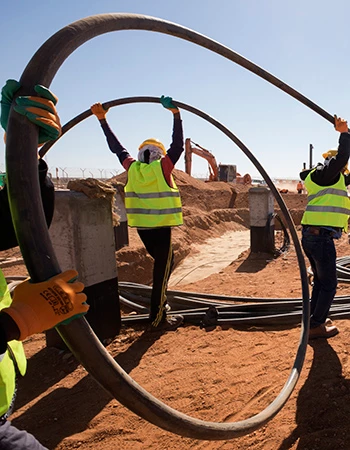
2, 172, 350, 450
169, 229, 250, 286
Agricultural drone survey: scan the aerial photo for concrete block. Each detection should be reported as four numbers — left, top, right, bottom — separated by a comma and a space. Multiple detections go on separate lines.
47, 190, 121, 348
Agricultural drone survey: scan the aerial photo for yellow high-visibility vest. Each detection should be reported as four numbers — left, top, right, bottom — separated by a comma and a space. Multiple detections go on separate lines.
0, 271, 26, 417
125, 160, 183, 228
301, 169, 350, 231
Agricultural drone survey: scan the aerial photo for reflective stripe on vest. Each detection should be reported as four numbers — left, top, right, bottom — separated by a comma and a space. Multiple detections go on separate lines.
0, 271, 27, 416
301, 170, 350, 231
125, 160, 183, 228
126, 192, 180, 199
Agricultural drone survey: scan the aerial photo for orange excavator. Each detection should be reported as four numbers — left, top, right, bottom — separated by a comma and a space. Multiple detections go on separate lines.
185, 138, 219, 181
184, 138, 252, 184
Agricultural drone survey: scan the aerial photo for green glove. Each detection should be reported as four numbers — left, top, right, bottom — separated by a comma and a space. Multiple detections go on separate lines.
0, 79, 21, 131
1, 80, 61, 144
160, 95, 179, 114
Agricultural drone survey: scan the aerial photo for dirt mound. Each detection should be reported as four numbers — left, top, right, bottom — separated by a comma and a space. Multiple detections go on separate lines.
114, 170, 253, 285
114, 170, 306, 285
113, 168, 247, 210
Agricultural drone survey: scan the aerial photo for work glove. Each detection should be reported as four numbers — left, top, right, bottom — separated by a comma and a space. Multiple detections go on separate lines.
91, 102, 108, 120
1, 79, 62, 144
2, 269, 89, 341
0, 80, 21, 131
160, 95, 179, 114
334, 115, 348, 133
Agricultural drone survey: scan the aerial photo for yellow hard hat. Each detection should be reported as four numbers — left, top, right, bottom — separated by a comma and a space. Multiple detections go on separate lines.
322, 149, 338, 159
138, 138, 166, 156
322, 149, 349, 175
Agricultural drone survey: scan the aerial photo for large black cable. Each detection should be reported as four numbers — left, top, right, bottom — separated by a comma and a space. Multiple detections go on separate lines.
121, 305, 350, 327
120, 282, 302, 303
35, 98, 312, 436
118, 280, 350, 327
5, 12, 322, 439
7, 275, 350, 325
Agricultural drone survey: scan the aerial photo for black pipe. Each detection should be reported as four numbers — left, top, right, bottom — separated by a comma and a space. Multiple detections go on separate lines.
6, 13, 318, 440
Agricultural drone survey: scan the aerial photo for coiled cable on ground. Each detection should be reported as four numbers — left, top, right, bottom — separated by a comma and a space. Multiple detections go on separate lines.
7, 273, 350, 327
119, 287, 350, 327
118, 253, 350, 327
306, 255, 350, 285
336, 256, 350, 282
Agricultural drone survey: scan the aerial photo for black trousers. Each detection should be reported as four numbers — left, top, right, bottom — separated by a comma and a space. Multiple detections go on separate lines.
137, 227, 174, 326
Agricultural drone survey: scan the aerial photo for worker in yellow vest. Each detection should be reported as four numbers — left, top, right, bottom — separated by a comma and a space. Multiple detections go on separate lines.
300, 115, 350, 339
91, 96, 184, 331
0, 80, 89, 449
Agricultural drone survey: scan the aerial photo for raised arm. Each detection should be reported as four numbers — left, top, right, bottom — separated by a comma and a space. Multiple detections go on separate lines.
90, 103, 133, 167
312, 115, 350, 185
160, 96, 184, 165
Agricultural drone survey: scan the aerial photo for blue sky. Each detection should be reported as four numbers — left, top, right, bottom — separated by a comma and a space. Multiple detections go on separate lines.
1, 0, 350, 180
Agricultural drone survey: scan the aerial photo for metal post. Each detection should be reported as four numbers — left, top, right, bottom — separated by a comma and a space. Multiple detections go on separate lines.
309, 144, 313, 169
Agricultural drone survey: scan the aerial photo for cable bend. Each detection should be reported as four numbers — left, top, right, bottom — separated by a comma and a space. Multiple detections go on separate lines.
6, 14, 314, 440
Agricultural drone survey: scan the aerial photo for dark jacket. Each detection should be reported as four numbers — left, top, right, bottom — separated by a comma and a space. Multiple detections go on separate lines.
0, 159, 54, 251
300, 132, 350, 186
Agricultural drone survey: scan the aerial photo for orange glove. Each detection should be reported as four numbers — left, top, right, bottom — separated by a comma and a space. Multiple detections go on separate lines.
2, 270, 88, 341
91, 102, 108, 120
334, 115, 348, 133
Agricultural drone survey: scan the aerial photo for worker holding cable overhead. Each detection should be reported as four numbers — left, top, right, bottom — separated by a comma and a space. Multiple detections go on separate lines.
91, 95, 184, 331
0, 80, 89, 449
300, 115, 350, 340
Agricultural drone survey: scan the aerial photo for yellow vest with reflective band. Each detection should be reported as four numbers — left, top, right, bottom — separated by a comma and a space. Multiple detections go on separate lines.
301, 169, 350, 232
125, 160, 183, 228
0, 270, 26, 417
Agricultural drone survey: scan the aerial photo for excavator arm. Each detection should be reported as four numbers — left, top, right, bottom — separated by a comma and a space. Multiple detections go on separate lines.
184, 138, 251, 183
185, 138, 219, 181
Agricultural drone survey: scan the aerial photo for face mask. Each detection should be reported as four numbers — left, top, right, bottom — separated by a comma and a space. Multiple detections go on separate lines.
138, 145, 163, 163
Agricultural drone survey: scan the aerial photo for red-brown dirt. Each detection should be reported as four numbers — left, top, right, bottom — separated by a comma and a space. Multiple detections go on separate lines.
2, 170, 350, 450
